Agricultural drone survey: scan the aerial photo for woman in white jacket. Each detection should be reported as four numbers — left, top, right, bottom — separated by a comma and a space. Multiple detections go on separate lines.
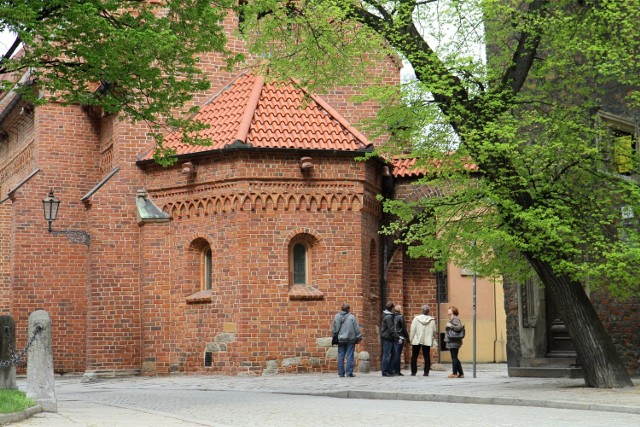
409, 305, 437, 376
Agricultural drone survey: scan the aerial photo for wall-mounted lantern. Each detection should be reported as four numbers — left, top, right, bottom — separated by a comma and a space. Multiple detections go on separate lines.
42, 189, 90, 246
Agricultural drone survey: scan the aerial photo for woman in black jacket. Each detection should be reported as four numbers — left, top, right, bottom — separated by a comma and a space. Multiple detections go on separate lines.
445, 305, 464, 378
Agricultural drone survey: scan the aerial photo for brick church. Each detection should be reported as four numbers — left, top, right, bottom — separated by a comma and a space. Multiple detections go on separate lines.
0, 13, 451, 377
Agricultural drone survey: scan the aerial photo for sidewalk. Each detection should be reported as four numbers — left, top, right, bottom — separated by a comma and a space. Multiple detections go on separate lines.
3, 363, 640, 426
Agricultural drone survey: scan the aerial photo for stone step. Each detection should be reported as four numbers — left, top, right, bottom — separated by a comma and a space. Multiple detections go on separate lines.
525, 357, 579, 368
508, 366, 584, 379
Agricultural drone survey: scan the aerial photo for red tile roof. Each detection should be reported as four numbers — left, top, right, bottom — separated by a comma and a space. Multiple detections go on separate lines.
391, 158, 423, 178
391, 156, 478, 178
139, 72, 373, 160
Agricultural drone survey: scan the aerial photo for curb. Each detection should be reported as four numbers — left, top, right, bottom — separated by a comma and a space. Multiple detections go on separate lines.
0, 404, 42, 425
307, 391, 640, 415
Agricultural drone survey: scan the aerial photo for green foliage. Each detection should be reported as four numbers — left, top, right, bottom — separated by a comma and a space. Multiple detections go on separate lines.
238, 0, 390, 92
240, 0, 640, 299
0, 389, 36, 414
1, 0, 240, 163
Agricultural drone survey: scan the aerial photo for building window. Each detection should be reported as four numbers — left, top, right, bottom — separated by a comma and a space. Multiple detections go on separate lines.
613, 130, 634, 174
521, 275, 541, 328
599, 112, 637, 175
436, 267, 448, 303
287, 233, 323, 300
203, 247, 212, 290
292, 242, 308, 285
186, 238, 214, 304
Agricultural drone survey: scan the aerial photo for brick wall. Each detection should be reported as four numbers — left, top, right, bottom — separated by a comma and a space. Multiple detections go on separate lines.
6, 103, 101, 373
591, 291, 640, 375
137, 151, 384, 374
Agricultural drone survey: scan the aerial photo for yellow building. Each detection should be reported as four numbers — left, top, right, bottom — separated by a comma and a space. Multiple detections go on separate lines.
438, 264, 507, 364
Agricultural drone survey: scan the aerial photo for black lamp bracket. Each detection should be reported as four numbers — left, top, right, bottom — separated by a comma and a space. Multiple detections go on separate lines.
51, 230, 91, 246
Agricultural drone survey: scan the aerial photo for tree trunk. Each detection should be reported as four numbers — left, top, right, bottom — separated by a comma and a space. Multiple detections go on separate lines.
527, 256, 633, 388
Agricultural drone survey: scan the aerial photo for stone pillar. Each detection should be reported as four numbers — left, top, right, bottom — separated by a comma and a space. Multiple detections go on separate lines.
0, 316, 17, 389
26, 310, 57, 412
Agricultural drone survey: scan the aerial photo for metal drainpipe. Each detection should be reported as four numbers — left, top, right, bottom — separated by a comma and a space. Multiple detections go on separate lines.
382, 238, 388, 308
436, 267, 441, 363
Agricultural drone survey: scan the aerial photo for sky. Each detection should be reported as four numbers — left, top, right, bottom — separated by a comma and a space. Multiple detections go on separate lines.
1, 29, 14, 57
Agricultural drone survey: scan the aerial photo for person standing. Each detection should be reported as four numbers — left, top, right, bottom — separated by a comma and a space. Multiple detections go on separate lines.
331, 303, 362, 377
445, 305, 464, 378
380, 301, 399, 377
409, 305, 437, 376
393, 305, 409, 376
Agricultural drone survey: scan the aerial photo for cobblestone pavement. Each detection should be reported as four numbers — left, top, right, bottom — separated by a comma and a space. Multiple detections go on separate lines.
4, 364, 640, 426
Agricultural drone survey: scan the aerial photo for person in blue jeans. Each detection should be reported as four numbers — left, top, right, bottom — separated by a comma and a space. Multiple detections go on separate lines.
331, 303, 363, 377
380, 301, 399, 376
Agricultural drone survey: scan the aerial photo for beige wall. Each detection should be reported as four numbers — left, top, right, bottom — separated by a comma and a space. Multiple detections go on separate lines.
438, 264, 507, 364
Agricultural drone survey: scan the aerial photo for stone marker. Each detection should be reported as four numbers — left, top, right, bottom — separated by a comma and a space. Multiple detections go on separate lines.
0, 315, 17, 389
357, 351, 371, 373
26, 310, 57, 412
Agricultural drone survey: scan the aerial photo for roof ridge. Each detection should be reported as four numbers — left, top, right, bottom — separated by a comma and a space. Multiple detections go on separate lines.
288, 78, 372, 149
233, 74, 264, 145
203, 70, 251, 107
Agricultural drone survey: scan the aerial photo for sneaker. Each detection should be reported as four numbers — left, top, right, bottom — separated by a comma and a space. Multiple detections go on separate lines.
457, 374, 464, 378
448, 374, 458, 378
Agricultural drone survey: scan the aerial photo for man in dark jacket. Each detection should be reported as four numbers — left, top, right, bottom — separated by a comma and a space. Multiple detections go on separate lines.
331, 303, 363, 377
393, 305, 409, 376
380, 301, 399, 376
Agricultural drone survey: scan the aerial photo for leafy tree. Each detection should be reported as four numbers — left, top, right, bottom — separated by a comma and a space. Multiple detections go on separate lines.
240, 0, 640, 388
1, 0, 239, 164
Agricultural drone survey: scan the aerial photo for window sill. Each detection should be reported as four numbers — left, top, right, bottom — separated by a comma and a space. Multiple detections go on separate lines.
288, 284, 324, 301
186, 289, 213, 304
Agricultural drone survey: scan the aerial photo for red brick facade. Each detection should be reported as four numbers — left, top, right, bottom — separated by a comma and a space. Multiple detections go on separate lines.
0, 14, 443, 376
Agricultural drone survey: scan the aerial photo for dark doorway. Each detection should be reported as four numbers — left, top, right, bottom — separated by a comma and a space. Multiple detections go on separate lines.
545, 290, 576, 357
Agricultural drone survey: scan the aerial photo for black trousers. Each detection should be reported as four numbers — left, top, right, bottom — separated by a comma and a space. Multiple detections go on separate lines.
410, 344, 431, 375
450, 347, 464, 375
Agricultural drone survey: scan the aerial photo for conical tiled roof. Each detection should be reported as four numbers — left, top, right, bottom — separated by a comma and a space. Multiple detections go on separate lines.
139, 72, 372, 160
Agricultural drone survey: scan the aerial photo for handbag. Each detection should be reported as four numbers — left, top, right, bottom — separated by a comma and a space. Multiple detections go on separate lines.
447, 325, 465, 339
332, 332, 339, 346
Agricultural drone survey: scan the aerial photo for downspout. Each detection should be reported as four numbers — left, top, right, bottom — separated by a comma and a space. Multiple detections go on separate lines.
493, 276, 498, 362
436, 270, 441, 363
380, 169, 395, 310
381, 239, 388, 309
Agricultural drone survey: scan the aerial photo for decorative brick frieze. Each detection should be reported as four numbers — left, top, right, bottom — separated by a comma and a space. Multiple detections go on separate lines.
160, 187, 380, 218
0, 142, 34, 187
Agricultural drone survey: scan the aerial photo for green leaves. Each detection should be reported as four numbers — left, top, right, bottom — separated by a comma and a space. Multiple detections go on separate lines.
1, 0, 236, 163
238, 1, 640, 297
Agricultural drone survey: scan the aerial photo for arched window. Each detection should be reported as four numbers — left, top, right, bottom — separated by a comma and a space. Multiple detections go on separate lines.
186, 238, 214, 304
292, 242, 308, 285
288, 233, 323, 300
203, 247, 212, 290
